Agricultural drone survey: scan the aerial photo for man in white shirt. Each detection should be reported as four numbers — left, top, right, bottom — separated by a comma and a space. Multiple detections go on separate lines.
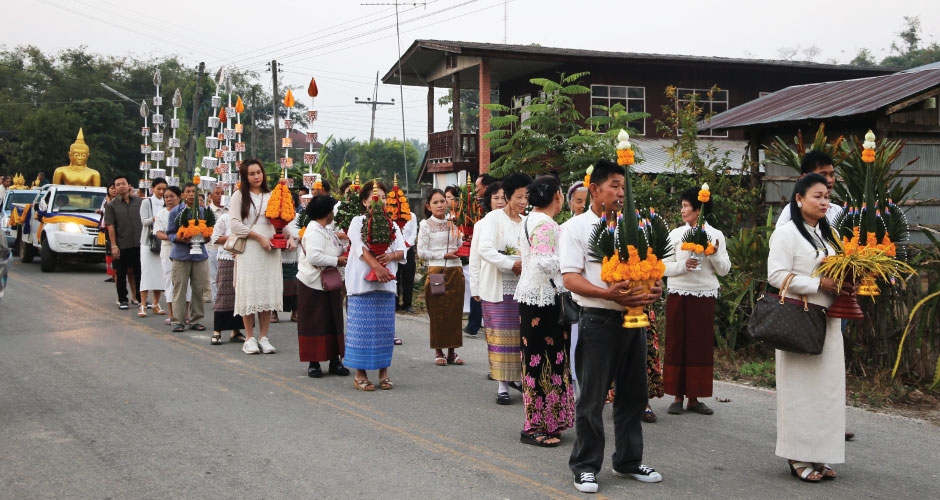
776, 150, 843, 227
560, 159, 664, 493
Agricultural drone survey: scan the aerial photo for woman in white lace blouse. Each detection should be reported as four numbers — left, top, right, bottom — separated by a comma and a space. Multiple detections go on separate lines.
514, 176, 574, 447
661, 186, 731, 416
418, 189, 465, 366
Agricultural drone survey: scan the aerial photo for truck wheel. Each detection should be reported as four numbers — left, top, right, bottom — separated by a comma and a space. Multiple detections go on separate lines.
19, 229, 36, 263
40, 237, 57, 272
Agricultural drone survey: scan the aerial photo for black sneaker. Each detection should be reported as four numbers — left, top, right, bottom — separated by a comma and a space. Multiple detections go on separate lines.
612, 464, 662, 483
573, 471, 599, 493
496, 392, 511, 405
118, 302, 129, 310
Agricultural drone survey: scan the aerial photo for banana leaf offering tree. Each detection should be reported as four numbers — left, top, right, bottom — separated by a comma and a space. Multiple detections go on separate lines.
335, 173, 364, 233
679, 182, 715, 271
453, 173, 482, 257
587, 130, 672, 328
815, 131, 915, 319
175, 169, 216, 255
362, 183, 397, 282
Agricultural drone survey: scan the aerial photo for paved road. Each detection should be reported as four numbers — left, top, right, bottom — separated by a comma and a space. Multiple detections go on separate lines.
2, 261, 938, 499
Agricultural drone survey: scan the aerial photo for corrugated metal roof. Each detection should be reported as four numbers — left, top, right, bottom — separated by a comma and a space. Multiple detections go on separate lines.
631, 138, 763, 174
702, 67, 940, 130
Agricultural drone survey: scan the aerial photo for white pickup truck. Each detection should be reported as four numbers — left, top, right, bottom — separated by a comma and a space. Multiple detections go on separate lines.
15, 184, 108, 272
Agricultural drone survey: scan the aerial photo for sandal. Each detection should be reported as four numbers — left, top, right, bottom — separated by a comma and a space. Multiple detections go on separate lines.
393, 338, 403, 345
434, 356, 447, 366
643, 408, 658, 423
519, 431, 560, 448
230, 331, 246, 342
137, 305, 148, 317
687, 402, 714, 415
788, 461, 823, 483
378, 377, 393, 390
165, 317, 174, 325
210, 332, 222, 345
172, 324, 185, 333
353, 378, 375, 391
447, 353, 465, 365
814, 463, 837, 480
270, 312, 279, 323
152, 304, 166, 315
190, 323, 206, 331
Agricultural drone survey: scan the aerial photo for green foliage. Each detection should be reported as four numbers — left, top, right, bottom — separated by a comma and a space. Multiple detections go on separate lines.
891, 229, 940, 390
834, 135, 919, 209
654, 85, 764, 230
851, 16, 940, 69
484, 72, 648, 181
320, 137, 421, 190
739, 360, 776, 387
437, 89, 481, 132
334, 184, 364, 233
715, 211, 774, 349
764, 124, 846, 174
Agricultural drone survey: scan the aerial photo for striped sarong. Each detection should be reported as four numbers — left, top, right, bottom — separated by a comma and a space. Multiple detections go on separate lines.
482, 295, 522, 382
281, 261, 299, 313
213, 259, 242, 331
344, 291, 396, 370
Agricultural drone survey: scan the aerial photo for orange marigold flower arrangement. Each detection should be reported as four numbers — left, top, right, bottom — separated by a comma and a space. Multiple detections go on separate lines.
265, 180, 296, 222
615, 129, 635, 166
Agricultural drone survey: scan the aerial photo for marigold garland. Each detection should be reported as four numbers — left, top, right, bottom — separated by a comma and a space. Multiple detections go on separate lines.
265, 181, 296, 222
616, 129, 635, 166
697, 182, 711, 203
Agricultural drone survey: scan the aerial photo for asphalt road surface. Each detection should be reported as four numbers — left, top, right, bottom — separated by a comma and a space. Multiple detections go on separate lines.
2, 261, 938, 499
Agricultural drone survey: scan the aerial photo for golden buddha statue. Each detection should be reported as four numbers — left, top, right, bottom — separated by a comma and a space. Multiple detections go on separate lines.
9, 173, 28, 190
53, 128, 101, 186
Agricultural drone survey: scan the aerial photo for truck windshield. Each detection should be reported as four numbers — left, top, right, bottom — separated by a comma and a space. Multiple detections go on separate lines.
4, 191, 37, 207
53, 192, 105, 213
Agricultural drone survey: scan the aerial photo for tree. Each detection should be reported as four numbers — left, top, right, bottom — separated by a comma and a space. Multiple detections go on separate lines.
437, 89, 482, 132
483, 72, 647, 180
850, 48, 877, 67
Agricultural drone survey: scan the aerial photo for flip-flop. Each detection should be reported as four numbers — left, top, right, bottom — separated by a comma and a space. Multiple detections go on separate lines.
172, 324, 185, 332
393, 338, 403, 345
447, 353, 465, 365
190, 323, 206, 331
520, 431, 560, 447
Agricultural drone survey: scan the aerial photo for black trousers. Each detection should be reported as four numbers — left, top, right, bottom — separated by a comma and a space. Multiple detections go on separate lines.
569, 308, 648, 475
397, 245, 416, 308
114, 246, 142, 304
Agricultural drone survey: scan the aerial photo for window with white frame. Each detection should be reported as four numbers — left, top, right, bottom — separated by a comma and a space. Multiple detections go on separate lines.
676, 88, 729, 137
591, 84, 646, 135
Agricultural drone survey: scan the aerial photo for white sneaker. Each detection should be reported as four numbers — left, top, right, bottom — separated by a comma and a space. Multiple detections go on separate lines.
242, 337, 260, 354
258, 336, 276, 354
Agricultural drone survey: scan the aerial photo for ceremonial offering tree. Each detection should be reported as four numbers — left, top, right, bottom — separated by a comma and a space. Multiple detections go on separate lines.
175, 170, 216, 255
335, 174, 364, 233
680, 182, 716, 270
384, 174, 412, 229
817, 131, 915, 319
265, 178, 296, 249
453, 173, 482, 257
362, 185, 397, 282
587, 131, 672, 328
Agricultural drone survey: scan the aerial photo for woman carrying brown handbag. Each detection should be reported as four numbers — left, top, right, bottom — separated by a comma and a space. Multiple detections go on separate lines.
768, 172, 849, 483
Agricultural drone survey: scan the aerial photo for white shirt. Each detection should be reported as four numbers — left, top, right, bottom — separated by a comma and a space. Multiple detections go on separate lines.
662, 223, 732, 297
344, 214, 407, 296
417, 216, 461, 268
139, 195, 164, 246
210, 213, 233, 261
514, 211, 564, 307
559, 208, 621, 311
767, 220, 836, 308
474, 208, 523, 301
400, 215, 418, 248
153, 207, 172, 260
776, 202, 843, 228
297, 221, 345, 290
206, 202, 226, 250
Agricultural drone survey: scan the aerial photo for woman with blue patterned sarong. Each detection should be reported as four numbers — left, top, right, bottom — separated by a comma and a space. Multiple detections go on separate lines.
344, 181, 407, 391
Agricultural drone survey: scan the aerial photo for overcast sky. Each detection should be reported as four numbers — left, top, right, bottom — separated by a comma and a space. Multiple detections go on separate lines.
5, 0, 939, 144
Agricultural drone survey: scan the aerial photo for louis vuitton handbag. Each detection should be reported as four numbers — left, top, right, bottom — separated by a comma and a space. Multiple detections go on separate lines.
748, 273, 828, 355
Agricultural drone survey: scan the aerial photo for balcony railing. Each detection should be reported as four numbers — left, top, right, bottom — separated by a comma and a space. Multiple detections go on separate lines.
428, 130, 478, 164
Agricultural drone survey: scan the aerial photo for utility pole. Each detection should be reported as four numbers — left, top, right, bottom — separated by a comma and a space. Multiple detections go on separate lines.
187, 62, 206, 179
249, 87, 258, 158
270, 60, 280, 161
355, 72, 395, 144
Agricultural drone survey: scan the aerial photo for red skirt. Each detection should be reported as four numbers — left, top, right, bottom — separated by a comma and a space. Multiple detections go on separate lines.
663, 293, 716, 398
